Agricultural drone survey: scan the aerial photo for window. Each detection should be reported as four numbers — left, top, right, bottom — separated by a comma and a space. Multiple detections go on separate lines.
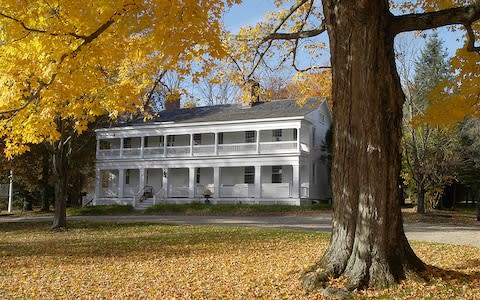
123, 138, 132, 148
272, 166, 282, 183
273, 129, 282, 141
125, 169, 130, 185
244, 166, 255, 184
293, 129, 298, 141
245, 131, 255, 143
144, 137, 149, 148
196, 168, 201, 184
194, 134, 202, 145
100, 140, 111, 150
167, 135, 175, 146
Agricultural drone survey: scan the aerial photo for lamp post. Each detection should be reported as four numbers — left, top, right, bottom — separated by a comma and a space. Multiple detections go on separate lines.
8, 170, 13, 213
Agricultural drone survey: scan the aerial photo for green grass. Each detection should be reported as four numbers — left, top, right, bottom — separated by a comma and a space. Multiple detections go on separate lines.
67, 204, 134, 216
143, 202, 332, 215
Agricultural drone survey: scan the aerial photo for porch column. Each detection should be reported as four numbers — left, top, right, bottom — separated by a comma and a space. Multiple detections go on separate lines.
162, 168, 168, 198
118, 169, 125, 198
296, 128, 301, 153
255, 165, 262, 201
256, 130, 260, 154
139, 168, 145, 190
190, 134, 194, 156
163, 135, 167, 157
213, 167, 220, 201
189, 167, 195, 198
120, 138, 124, 158
94, 168, 101, 205
214, 132, 218, 155
96, 139, 100, 159
140, 136, 145, 158
291, 164, 300, 199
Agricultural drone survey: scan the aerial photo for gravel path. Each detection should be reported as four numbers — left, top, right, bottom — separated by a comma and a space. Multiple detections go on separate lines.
1, 214, 479, 247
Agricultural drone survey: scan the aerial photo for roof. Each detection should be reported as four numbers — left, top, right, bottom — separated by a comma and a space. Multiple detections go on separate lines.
120, 98, 323, 127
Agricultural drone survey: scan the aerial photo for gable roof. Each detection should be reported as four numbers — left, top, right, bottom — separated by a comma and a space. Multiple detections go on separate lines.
123, 98, 323, 127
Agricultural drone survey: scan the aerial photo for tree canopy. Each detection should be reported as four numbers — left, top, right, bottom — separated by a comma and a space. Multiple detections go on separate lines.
0, 0, 239, 157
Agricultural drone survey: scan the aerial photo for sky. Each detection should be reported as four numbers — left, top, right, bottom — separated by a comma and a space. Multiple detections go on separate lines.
223, 1, 464, 58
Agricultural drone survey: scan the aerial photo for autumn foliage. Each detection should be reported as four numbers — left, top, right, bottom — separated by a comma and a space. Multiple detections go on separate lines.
0, 0, 239, 157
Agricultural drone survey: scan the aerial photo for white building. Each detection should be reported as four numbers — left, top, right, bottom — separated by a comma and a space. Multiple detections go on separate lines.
94, 98, 332, 209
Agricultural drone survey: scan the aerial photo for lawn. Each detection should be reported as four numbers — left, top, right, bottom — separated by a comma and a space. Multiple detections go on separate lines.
0, 222, 479, 299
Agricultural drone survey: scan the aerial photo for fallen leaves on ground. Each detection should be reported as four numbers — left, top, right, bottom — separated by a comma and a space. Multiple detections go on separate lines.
0, 222, 479, 299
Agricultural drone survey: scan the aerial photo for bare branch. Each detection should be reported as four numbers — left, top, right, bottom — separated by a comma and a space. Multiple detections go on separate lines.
264, 27, 325, 41
391, 4, 480, 35
465, 23, 480, 52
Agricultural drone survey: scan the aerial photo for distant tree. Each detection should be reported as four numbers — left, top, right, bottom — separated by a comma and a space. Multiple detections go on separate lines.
402, 34, 459, 214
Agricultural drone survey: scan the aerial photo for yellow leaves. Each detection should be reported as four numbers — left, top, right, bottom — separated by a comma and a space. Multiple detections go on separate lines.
419, 46, 480, 128
0, 0, 236, 157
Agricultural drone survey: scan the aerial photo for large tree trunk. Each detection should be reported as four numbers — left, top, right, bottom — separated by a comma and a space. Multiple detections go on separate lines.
302, 0, 425, 291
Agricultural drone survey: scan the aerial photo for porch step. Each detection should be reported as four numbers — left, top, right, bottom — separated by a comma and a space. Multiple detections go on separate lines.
135, 198, 155, 210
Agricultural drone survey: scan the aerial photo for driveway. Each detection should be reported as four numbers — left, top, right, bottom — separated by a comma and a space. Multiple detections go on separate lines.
1, 214, 479, 248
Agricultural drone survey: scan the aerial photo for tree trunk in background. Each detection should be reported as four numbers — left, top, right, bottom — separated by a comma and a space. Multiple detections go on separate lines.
417, 184, 426, 214
302, 0, 425, 290
40, 155, 50, 212
51, 137, 69, 229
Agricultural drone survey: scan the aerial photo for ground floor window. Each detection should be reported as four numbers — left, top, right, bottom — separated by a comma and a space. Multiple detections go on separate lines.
272, 166, 282, 183
244, 166, 254, 184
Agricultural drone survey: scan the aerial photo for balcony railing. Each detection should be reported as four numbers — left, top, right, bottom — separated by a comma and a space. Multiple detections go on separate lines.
97, 141, 306, 159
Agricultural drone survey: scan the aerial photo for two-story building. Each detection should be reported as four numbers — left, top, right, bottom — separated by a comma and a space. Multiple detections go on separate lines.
93, 98, 332, 209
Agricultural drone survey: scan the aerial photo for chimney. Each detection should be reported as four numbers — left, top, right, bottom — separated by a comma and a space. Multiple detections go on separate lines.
242, 79, 261, 108
165, 92, 181, 111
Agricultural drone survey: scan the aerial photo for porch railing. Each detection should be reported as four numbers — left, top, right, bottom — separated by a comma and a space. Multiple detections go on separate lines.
220, 184, 255, 198
261, 183, 290, 198
168, 186, 189, 197
97, 141, 307, 159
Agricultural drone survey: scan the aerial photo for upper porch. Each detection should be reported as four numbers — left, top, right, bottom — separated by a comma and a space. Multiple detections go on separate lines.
96, 127, 312, 160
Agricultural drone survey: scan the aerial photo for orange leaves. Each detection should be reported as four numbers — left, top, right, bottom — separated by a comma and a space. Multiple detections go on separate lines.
1, 222, 479, 299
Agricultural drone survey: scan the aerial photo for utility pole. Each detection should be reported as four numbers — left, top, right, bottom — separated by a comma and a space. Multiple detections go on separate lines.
8, 170, 13, 213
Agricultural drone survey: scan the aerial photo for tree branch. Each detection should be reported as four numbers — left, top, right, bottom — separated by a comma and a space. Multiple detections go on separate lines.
391, 3, 480, 35
263, 27, 325, 41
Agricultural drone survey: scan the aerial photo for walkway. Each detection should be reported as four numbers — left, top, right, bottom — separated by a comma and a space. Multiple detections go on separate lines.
1, 214, 479, 247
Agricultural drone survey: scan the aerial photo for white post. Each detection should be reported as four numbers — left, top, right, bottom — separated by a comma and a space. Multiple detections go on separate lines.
297, 128, 301, 153
256, 130, 260, 154
162, 168, 168, 199
163, 135, 167, 157
120, 138, 124, 158
214, 132, 218, 156
189, 167, 195, 198
255, 165, 262, 203
292, 165, 300, 200
190, 134, 194, 156
94, 168, 101, 205
213, 167, 220, 202
118, 169, 125, 199
8, 170, 13, 213
139, 168, 145, 190
140, 136, 145, 158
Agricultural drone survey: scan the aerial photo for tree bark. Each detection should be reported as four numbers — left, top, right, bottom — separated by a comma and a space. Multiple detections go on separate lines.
302, 0, 425, 290
416, 184, 426, 214
51, 139, 68, 229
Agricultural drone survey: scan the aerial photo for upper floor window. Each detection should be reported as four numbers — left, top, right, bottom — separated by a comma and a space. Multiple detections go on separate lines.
100, 140, 111, 150
218, 133, 224, 144
245, 131, 255, 143
244, 166, 254, 184
273, 129, 282, 141
123, 138, 132, 148
272, 166, 282, 183
167, 135, 175, 146
194, 134, 202, 145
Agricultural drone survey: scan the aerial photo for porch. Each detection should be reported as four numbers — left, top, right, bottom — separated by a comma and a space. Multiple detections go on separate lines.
95, 165, 307, 208
96, 128, 310, 160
